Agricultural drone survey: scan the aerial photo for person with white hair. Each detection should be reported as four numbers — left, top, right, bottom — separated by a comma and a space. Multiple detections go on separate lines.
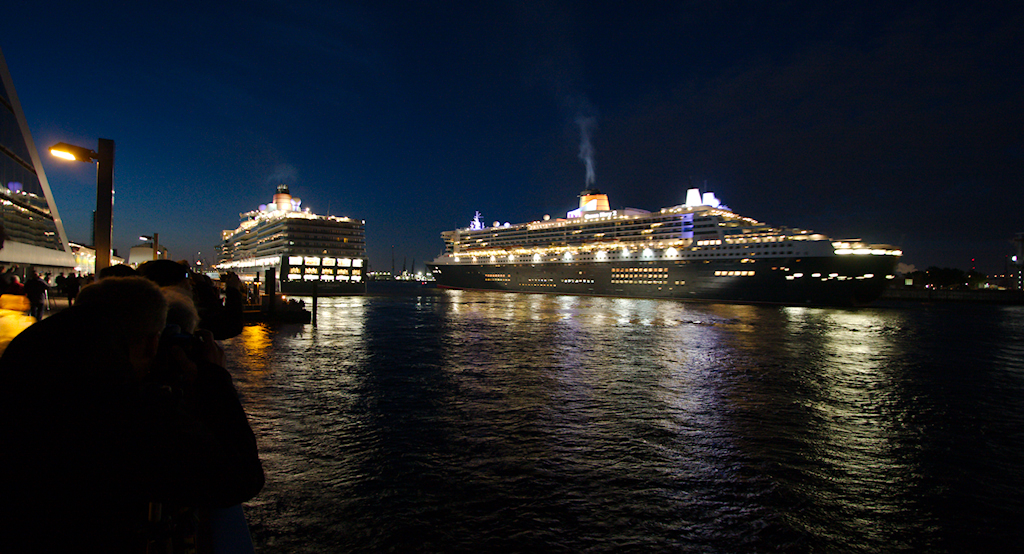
0, 276, 263, 552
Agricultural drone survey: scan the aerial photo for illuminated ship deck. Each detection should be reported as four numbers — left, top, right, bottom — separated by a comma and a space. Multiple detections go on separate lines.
428, 188, 901, 306
216, 185, 367, 295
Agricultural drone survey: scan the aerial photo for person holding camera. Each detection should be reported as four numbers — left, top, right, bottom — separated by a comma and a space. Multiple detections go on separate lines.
0, 276, 263, 552
137, 259, 244, 340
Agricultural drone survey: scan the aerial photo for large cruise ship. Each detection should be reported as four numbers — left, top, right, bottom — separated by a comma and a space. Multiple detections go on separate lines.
216, 185, 367, 295
428, 188, 902, 306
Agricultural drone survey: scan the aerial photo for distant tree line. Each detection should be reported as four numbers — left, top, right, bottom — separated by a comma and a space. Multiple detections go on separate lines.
904, 267, 988, 289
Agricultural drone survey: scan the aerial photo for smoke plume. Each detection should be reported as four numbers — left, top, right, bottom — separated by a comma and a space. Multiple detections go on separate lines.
576, 115, 596, 186
266, 163, 298, 185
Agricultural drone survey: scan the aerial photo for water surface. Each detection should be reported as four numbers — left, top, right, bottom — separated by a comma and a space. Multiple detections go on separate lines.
223, 292, 1024, 552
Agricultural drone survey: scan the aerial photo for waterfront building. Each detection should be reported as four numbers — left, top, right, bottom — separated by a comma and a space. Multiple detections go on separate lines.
127, 243, 169, 266
0, 48, 76, 275
216, 185, 367, 295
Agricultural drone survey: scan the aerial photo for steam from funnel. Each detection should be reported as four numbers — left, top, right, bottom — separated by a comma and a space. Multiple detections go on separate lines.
576, 115, 596, 185
267, 163, 298, 185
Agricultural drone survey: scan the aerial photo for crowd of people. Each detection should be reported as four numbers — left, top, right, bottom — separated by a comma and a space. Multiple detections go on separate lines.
0, 261, 261, 552
1, 265, 81, 308
0, 266, 83, 356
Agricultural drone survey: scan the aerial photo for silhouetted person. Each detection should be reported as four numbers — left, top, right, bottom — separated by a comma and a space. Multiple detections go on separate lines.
64, 272, 81, 305
5, 275, 24, 295
23, 271, 47, 320
0, 276, 263, 552
99, 263, 139, 279
138, 260, 244, 339
0, 264, 19, 289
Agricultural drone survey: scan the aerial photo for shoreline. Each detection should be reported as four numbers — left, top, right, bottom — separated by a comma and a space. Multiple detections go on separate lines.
881, 287, 1024, 305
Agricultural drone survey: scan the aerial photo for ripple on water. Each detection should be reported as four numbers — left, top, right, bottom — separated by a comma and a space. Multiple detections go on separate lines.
225, 294, 1024, 552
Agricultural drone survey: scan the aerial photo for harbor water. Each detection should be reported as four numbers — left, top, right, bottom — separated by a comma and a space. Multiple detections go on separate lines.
222, 291, 1024, 552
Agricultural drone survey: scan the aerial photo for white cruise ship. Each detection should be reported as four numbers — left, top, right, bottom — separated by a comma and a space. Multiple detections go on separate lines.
428, 187, 901, 306
216, 185, 366, 295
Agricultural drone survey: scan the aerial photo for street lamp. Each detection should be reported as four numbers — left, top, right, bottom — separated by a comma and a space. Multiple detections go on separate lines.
139, 233, 159, 260
49, 139, 115, 271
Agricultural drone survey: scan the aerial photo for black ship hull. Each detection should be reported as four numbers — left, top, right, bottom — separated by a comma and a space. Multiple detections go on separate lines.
429, 255, 898, 307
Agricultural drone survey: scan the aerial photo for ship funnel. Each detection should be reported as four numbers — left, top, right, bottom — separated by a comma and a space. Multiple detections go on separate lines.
578, 189, 610, 212
273, 184, 293, 212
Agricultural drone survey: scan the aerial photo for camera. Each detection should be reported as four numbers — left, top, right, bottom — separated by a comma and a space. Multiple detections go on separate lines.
160, 324, 203, 356
148, 325, 204, 387
164, 327, 199, 354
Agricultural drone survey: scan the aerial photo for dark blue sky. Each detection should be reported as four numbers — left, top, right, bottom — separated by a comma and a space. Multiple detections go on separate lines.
3, 1, 1022, 274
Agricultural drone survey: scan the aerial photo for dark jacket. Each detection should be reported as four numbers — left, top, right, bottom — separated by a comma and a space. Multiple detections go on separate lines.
0, 306, 263, 552
23, 276, 46, 304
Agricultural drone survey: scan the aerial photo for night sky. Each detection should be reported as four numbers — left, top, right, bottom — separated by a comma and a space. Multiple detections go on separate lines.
3, 1, 1022, 275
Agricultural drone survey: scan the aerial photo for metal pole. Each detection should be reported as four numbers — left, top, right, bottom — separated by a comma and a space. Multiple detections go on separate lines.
153, 232, 159, 260
312, 280, 318, 327
94, 138, 114, 271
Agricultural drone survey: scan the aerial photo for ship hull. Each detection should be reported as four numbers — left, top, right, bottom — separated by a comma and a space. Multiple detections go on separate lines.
429, 255, 898, 307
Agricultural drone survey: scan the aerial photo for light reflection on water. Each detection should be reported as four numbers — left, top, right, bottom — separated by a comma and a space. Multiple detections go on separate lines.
224, 294, 1024, 553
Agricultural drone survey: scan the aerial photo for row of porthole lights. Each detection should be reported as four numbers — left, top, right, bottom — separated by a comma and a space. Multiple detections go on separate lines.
785, 272, 876, 281
460, 247, 672, 264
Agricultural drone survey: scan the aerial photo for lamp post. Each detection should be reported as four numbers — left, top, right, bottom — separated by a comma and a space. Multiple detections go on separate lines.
139, 233, 159, 260
50, 139, 115, 271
